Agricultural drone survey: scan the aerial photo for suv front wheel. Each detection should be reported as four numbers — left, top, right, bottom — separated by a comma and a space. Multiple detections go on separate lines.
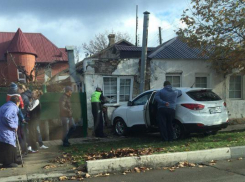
114, 118, 128, 136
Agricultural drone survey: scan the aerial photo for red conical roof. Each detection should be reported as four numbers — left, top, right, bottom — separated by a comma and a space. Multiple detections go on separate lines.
7, 28, 37, 56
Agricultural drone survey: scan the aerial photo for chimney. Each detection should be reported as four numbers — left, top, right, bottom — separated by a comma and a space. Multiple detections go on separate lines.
108, 34, 115, 46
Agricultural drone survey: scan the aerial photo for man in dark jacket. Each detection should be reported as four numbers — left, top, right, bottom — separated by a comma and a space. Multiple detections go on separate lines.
59, 86, 76, 147
155, 81, 182, 142
91, 87, 106, 137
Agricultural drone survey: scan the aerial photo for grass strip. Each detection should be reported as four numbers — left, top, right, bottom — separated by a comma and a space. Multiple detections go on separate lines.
62, 130, 245, 165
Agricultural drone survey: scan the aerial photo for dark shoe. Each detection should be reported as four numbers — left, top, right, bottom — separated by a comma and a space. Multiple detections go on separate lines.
3, 163, 18, 168
16, 160, 23, 165
63, 143, 71, 147
96, 134, 108, 138
62, 140, 70, 145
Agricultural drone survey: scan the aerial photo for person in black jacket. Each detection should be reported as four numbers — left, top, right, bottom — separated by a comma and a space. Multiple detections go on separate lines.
18, 84, 32, 155
59, 86, 76, 147
27, 90, 43, 153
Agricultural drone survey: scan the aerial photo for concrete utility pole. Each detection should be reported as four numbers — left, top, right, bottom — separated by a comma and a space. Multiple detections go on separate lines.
66, 46, 80, 86
135, 5, 138, 46
140, 11, 150, 93
158, 27, 162, 45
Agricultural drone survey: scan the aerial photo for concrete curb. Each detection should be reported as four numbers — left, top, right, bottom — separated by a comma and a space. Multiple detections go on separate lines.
87, 146, 245, 174
0, 172, 75, 182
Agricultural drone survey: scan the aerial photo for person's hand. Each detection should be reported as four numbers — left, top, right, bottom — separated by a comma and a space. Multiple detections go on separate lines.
22, 120, 28, 124
166, 102, 169, 107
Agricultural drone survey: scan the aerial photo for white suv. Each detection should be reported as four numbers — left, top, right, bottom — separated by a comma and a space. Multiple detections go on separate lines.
111, 88, 229, 139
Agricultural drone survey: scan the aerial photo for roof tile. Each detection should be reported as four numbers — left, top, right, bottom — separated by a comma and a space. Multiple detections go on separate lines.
0, 28, 67, 63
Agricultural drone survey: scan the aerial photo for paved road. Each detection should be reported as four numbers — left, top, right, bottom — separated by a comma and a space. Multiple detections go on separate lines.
79, 159, 245, 182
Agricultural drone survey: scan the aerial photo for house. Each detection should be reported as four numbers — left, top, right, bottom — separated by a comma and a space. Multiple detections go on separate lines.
57, 35, 244, 128
0, 28, 69, 85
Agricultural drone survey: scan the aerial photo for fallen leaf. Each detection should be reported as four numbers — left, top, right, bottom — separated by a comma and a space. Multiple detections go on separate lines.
85, 173, 91, 178
134, 167, 141, 173
59, 176, 67, 181
70, 176, 77, 180
169, 168, 175, 172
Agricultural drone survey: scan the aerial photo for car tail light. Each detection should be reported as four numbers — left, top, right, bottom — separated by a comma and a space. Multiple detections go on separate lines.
181, 103, 205, 110
197, 123, 204, 127
223, 102, 227, 107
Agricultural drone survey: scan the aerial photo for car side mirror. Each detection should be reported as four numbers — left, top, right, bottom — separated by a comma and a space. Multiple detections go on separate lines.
127, 101, 133, 106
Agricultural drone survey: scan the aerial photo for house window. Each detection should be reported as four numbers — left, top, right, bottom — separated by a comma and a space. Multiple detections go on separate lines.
17, 69, 26, 83
195, 77, 207, 88
166, 74, 181, 87
229, 75, 242, 99
103, 76, 133, 104
45, 68, 52, 81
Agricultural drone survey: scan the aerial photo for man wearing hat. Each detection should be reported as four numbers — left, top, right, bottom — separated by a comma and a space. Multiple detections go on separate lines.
91, 87, 106, 137
59, 86, 76, 147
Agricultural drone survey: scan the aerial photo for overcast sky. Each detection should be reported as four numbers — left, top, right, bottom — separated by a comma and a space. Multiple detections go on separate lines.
0, 0, 190, 60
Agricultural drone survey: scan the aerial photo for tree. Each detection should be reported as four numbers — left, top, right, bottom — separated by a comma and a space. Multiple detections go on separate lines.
82, 30, 132, 56
177, 0, 245, 74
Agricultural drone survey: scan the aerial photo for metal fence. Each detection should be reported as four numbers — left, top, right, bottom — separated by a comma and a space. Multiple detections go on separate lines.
0, 92, 88, 138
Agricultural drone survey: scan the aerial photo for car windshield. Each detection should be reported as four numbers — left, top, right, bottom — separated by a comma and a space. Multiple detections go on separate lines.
187, 90, 222, 101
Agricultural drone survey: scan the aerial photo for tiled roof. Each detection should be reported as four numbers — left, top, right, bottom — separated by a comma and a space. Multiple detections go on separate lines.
114, 45, 156, 52
148, 37, 208, 59
7, 28, 37, 56
90, 39, 134, 58
0, 28, 68, 63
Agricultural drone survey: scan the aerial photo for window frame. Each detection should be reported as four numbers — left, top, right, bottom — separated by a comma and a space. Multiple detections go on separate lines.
165, 73, 182, 87
195, 73, 210, 88
229, 75, 243, 99
103, 76, 134, 105
17, 69, 26, 83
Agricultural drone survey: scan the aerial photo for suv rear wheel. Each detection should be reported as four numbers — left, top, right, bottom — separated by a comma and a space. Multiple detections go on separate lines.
114, 118, 128, 136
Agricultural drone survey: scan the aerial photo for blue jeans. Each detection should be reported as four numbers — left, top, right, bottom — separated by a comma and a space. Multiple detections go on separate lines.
61, 117, 76, 144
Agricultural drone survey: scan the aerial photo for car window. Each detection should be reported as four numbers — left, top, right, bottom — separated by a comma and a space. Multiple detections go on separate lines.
187, 90, 221, 101
133, 93, 151, 105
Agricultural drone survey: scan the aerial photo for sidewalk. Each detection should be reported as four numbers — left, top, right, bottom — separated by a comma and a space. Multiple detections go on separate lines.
1, 124, 245, 181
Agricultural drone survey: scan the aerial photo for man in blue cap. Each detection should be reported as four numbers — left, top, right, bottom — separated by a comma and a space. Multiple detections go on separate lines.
59, 86, 76, 147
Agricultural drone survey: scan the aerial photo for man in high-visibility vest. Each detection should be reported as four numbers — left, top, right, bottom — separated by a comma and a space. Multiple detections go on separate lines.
91, 87, 106, 137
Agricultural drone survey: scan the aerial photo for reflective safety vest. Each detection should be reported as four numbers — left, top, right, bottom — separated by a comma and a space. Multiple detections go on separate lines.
91, 91, 101, 103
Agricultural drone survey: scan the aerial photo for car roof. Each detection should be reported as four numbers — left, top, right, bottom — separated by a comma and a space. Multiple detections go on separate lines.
144, 87, 212, 93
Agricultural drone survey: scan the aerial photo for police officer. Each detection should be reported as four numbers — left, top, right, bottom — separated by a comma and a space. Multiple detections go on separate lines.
91, 87, 106, 137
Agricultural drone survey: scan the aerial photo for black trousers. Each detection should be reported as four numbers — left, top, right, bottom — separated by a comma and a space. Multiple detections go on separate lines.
28, 119, 38, 150
91, 102, 104, 137
157, 108, 175, 141
18, 124, 28, 153
0, 142, 17, 166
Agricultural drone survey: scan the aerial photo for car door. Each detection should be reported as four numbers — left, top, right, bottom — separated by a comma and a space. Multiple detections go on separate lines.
126, 92, 152, 127
144, 91, 157, 127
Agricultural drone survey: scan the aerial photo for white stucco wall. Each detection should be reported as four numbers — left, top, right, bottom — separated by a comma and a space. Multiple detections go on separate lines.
150, 59, 245, 119
84, 59, 139, 128
84, 58, 245, 128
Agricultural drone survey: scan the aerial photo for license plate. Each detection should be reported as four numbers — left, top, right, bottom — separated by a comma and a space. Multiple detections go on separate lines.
209, 107, 221, 114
